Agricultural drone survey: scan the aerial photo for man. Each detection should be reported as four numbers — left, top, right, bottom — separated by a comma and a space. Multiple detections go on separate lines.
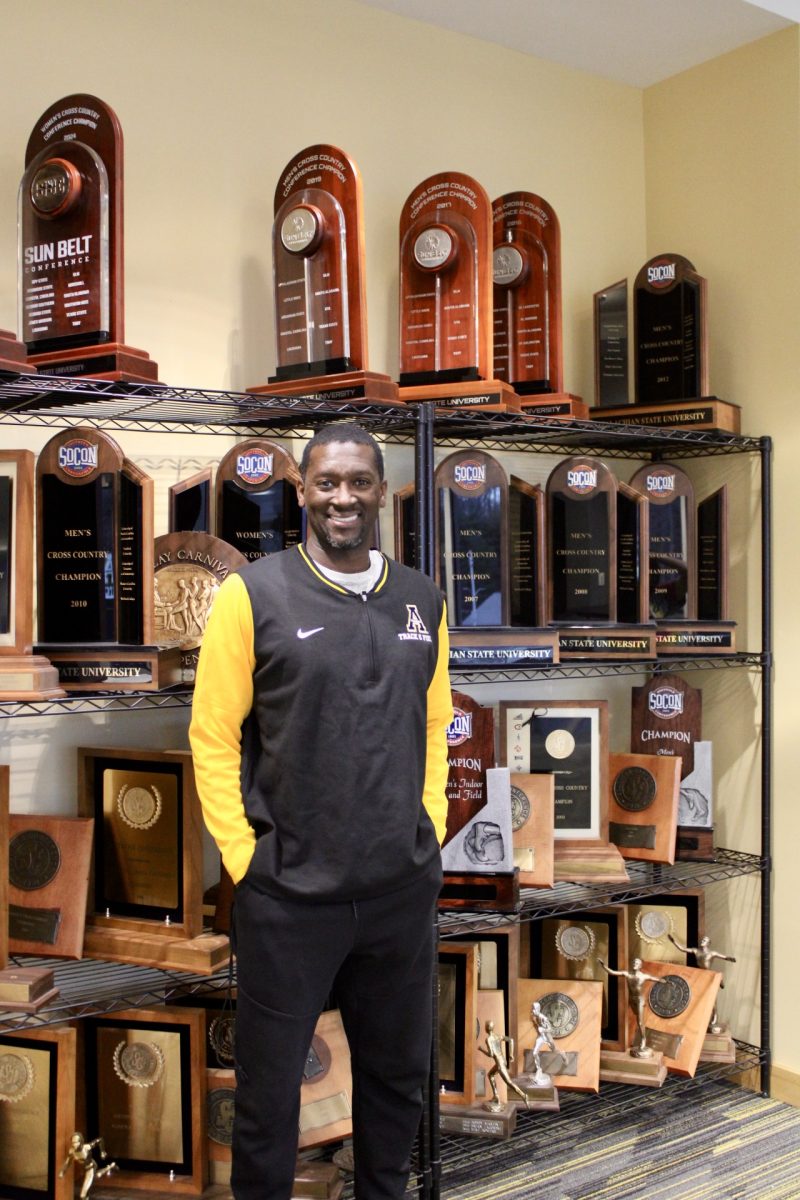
189, 422, 452, 1200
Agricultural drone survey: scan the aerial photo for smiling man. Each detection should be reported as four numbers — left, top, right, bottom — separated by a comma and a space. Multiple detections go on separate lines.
189, 422, 452, 1200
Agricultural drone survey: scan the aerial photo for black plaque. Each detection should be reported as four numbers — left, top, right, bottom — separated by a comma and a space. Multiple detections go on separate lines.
697, 488, 728, 621
0, 476, 10, 636
634, 254, 707, 404
594, 279, 629, 407
509, 476, 544, 626
169, 468, 213, 534
435, 450, 508, 626
215, 440, 302, 563
547, 457, 617, 623
629, 463, 695, 620
616, 482, 648, 624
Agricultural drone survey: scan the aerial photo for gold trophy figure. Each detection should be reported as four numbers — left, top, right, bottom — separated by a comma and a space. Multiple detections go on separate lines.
530, 1001, 560, 1086
59, 1133, 118, 1199
669, 932, 736, 1034
599, 957, 660, 1058
478, 1019, 530, 1110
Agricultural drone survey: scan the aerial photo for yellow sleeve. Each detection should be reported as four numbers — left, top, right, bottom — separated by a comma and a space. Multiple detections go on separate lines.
188, 571, 257, 884
422, 605, 453, 845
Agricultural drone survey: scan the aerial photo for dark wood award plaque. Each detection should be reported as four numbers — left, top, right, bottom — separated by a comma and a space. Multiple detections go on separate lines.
631, 673, 702, 779
594, 279, 628, 407
634, 253, 708, 405
35, 428, 178, 690
0, 1025, 77, 1200
492, 192, 563, 395
437, 942, 479, 1106
436, 449, 509, 626
0, 328, 36, 374
8, 814, 94, 958
19, 94, 157, 381
169, 468, 214, 535
0, 449, 63, 699
546, 457, 617, 624
248, 144, 397, 406
215, 439, 302, 562
0, 766, 7, 969
444, 690, 495, 847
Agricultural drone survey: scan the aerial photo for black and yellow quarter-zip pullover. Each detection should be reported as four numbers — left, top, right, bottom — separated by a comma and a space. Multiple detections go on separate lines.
189, 544, 452, 902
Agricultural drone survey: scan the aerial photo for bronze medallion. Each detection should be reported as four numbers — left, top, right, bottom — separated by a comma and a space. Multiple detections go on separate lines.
113, 1040, 165, 1088
555, 924, 596, 963
303, 1034, 331, 1083
0, 1052, 35, 1104
636, 909, 674, 944
613, 765, 657, 812
9, 829, 62, 891
649, 974, 691, 1020
209, 1015, 236, 1066
537, 992, 579, 1038
207, 1087, 236, 1146
510, 784, 531, 832
117, 784, 162, 830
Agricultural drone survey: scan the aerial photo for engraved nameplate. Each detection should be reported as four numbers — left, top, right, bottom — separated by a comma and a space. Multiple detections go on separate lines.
524, 1049, 578, 1076
645, 1028, 684, 1057
8, 903, 62, 945
609, 822, 657, 850
299, 1090, 352, 1134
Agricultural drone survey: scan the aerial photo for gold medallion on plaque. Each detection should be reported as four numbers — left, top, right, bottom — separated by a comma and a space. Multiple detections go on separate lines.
113, 1040, 165, 1088
635, 909, 674, 945
209, 1015, 236, 1066
0, 1052, 35, 1103
117, 784, 162, 830
555, 924, 596, 963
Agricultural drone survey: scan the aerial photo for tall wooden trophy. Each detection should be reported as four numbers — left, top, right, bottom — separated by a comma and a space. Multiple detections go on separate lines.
35, 428, 180, 690
492, 192, 585, 419
590, 253, 739, 433
398, 172, 518, 413
18, 94, 158, 382
248, 144, 398, 406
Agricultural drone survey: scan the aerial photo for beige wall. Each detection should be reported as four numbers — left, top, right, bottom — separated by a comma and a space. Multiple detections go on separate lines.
643, 26, 800, 1082
0, 0, 795, 1082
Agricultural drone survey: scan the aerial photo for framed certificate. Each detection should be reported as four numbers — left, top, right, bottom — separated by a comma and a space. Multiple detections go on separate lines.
499, 700, 608, 845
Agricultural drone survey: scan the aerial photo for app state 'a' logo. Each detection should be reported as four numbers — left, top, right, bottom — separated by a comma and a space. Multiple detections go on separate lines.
398, 603, 432, 643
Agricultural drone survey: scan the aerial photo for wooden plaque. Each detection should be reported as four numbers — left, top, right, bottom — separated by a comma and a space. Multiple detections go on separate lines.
629, 462, 696, 621
445, 690, 495, 847
298, 1009, 353, 1150
546, 457, 618, 624
78, 746, 204, 942
509, 773, 554, 888
8, 814, 94, 959
594, 278, 628, 407
169, 468, 214, 535
0, 328, 36, 373
0, 767, 7, 969
492, 192, 563, 394
271, 144, 368, 380
0, 1025, 77, 1200
637, 960, 721, 1077
608, 752, 681, 864
447, 924, 520, 1048
631, 673, 702, 778
0, 450, 34, 657
627, 890, 705, 967
215, 439, 302, 563
206, 1067, 236, 1164
437, 942, 479, 1106
399, 172, 492, 385
84, 1006, 206, 1193
634, 253, 708, 404
526, 906, 629, 1052
435, 449, 509, 626
517, 978, 603, 1092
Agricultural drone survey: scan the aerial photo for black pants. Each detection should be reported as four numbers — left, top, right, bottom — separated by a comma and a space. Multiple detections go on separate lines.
231, 861, 440, 1200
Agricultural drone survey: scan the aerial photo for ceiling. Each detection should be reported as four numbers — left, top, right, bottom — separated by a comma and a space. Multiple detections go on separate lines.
352, 0, 800, 87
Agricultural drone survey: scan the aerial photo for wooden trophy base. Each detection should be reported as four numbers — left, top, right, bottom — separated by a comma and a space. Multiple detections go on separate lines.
28, 342, 159, 383
35, 644, 183, 692
0, 329, 36, 374
399, 378, 521, 414
553, 843, 630, 885
448, 628, 559, 669
247, 370, 401, 408
82, 924, 230, 974
676, 826, 716, 862
655, 621, 736, 656
0, 965, 58, 1010
556, 624, 657, 661
438, 870, 520, 912
440, 1100, 518, 1139
517, 392, 589, 420
293, 1161, 344, 1199
0, 654, 65, 700
590, 396, 741, 434
700, 1025, 736, 1063
600, 1048, 668, 1087
510, 1075, 560, 1111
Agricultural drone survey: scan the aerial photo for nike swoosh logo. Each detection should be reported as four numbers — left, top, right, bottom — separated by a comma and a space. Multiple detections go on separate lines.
297, 627, 325, 639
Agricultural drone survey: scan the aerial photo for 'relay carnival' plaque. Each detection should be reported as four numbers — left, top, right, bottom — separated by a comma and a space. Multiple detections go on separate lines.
215, 439, 302, 562
18, 94, 158, 381
634, 254, 707, 405
248, 144, 397, 405
492, 192, 563, 395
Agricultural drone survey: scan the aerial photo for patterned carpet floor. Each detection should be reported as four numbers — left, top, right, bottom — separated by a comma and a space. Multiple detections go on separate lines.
438, 1084, 800, 1200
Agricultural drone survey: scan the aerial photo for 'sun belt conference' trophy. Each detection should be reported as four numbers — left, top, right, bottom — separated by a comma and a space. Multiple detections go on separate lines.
18, 94, 158, 382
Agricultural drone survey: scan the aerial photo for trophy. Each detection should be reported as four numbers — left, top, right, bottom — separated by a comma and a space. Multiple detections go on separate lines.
492, 191, 585, 419
18, 94, 158, 381
248, 144, 398, 406
517, 979, 603, 1093
628, 462, 734, 653
215, 439, 302, 562
593, 279, 628, 407
596, 958, 668, 1087
35, 428, 180, 690
0, 328, 36, 375
0, 449, 62, 699
398, 172, 517, 412
169, 469, 214, 535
